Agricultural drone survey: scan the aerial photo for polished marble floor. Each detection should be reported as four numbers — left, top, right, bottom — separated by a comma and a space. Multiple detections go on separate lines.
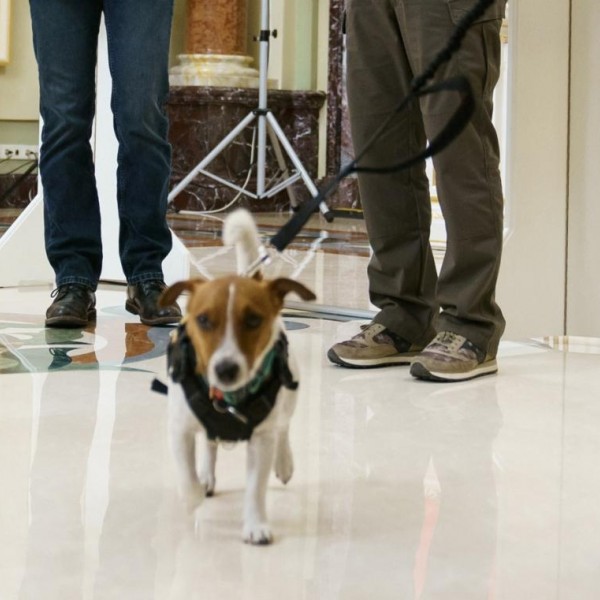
1, 275, 600, 599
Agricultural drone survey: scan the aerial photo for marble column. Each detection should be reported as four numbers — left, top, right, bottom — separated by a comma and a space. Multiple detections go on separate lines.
170, 0, 260, 87
325, 0, 360, 209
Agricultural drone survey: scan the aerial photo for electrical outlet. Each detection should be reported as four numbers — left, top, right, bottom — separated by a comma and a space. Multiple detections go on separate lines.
0, 144, 39, 160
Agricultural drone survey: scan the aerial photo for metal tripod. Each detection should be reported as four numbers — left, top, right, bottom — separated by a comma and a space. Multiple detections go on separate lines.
167, 0, 333, 221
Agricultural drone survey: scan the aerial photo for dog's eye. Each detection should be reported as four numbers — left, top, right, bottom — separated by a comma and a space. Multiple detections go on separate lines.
196, 314, 213, 331
244, 312, 263, 330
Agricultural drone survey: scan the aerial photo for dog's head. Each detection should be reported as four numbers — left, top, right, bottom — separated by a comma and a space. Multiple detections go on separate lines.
161, 276, 315, 392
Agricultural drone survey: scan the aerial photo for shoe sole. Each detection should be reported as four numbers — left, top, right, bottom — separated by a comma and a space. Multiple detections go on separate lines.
327, 348, 418, 369
125, 300, 180, 326
45, 309, 97, 328
410, 360, 498, 382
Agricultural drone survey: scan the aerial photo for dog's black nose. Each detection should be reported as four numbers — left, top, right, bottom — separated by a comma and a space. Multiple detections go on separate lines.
215, 359, 240, 384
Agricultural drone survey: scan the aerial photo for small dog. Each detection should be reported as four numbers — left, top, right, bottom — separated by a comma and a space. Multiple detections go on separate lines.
160, 209, 315, 544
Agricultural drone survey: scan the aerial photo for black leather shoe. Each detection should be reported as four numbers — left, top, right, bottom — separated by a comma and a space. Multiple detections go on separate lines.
45, 284, 96, 328
125, 280, 181, 326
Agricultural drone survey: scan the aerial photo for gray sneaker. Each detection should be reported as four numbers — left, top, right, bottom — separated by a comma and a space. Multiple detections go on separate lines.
410, 331, 497, 382
327, 323, 423, 368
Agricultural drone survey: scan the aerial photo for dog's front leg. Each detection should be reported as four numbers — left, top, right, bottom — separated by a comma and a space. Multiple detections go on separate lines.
169, 388, 207, 512
274, 429, 294, 484
169, 424, 206, 513
243, 431, 277, 545
199, 435, 217, 496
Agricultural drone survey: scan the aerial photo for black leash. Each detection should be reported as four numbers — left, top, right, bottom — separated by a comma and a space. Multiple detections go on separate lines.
268, 0, 495, 255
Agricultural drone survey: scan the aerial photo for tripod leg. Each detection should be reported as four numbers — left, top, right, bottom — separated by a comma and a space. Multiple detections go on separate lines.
266, 124, 299, 210
265, 112, 334, 222
168, 112, 257, 205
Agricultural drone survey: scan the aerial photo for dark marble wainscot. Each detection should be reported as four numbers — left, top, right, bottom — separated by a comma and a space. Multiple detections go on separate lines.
0, 173, 38, 209
167, 86, 326, 213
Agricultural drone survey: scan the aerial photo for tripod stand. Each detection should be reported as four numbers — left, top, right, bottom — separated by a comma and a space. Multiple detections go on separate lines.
168, 0, 333, 222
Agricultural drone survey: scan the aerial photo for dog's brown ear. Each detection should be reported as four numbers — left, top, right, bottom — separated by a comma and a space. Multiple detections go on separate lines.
268, 278, 316, 306
159, 278, 206, 307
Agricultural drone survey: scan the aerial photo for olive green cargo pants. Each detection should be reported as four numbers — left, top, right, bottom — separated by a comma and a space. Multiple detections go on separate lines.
346, 0, 507, 356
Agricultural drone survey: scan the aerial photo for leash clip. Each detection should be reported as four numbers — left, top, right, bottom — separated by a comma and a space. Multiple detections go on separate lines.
212, 398, 250, 425
226, 405, 250, 425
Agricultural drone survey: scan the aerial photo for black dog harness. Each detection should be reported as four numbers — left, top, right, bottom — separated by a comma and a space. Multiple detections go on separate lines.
166, 326, 297, 442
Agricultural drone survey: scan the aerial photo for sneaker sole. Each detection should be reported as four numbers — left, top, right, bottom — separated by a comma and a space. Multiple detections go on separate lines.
45, 309, 96, 328
327, 348, 419, 369
410, 360, 498, 382
125, 301, 180, 326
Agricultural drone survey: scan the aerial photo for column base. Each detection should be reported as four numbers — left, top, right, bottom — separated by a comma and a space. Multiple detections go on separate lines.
169, 54, 271, 88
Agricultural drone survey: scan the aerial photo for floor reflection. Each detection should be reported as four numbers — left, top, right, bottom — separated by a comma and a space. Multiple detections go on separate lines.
0, 316, 173, 374
19, 370, 99, 600
314, 375, 502, 599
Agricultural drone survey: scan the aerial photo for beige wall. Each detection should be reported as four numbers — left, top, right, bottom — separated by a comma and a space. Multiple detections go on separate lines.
567, 0, 600, 336
170, 0, 187, 68
246, 0, 322, 90
0, 1, 39, 139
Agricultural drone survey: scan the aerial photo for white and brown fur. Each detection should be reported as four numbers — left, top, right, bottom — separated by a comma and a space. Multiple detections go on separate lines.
160, 209, 315, 544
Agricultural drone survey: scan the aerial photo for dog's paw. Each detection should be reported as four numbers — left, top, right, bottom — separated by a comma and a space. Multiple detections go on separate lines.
179, 481, 207, 513
243, 523, 273, 545
274, 446, 294, 485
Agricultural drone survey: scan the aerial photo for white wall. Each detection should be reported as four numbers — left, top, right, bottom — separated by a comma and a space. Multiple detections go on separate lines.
495, 0, 571, 339
567, 0, 600, 336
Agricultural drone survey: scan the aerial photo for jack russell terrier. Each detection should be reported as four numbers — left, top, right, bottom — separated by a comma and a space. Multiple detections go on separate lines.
160, 209, 315, 545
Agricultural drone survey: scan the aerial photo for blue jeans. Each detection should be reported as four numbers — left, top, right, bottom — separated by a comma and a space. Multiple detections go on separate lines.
30, 0, 174, 290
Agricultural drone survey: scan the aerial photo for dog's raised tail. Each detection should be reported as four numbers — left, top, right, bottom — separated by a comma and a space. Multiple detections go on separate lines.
223, 209, 262, 274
